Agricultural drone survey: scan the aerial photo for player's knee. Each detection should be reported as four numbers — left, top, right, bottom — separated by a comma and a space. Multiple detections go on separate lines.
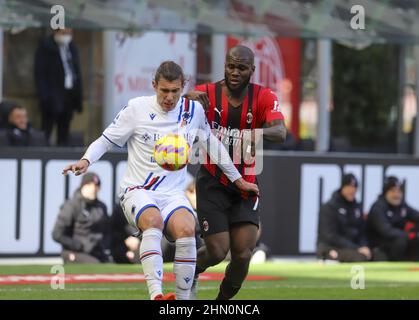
231, 248, 253, 264
175, 224, 195, 238
139, 214, 163, 230
207, 246, 229, 265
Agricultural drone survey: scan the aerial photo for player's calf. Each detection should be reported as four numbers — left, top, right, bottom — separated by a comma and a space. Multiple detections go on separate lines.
140, 227, 164, 300
174, 236, 196, 300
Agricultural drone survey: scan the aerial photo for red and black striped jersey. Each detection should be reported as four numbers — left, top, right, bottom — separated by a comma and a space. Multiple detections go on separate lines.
195, 81, 284, 196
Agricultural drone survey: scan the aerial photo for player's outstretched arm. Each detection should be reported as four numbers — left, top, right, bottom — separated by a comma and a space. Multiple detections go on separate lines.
61, 135, 113, 176
203, 133, 259, 196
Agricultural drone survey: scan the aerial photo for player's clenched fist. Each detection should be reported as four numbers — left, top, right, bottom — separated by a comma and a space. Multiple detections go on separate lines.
62, 158, 90, 176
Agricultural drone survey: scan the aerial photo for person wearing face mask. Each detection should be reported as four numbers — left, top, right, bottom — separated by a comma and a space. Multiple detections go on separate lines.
367, 176, 419, 261
316, 174, 382, 262
52, 172, 111, 263
34, 28, 83, 146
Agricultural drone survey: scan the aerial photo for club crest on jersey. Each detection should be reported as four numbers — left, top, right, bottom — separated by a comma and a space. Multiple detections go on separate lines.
180, 111, 190, 127
149, 113, 156, 120
246, 112, 253, 124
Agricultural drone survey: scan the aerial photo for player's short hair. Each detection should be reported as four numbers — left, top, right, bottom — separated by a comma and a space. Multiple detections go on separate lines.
154, 61, 186, 86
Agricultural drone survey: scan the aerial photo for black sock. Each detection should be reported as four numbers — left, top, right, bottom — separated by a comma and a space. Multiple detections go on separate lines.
195, 265, 206, 277
215, 279, 241, 300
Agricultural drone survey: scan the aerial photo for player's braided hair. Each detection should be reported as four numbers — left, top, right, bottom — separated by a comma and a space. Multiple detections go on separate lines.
154, 61, 186, 86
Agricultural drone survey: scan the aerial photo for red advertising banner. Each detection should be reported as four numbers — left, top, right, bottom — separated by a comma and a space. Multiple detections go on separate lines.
227, 37, 301, 138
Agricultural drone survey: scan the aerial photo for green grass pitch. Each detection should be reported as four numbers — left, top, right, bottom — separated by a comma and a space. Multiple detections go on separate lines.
0, 262, 418, 300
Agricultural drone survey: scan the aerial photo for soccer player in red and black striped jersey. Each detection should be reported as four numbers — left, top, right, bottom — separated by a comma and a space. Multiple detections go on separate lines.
184, 45, 286, 299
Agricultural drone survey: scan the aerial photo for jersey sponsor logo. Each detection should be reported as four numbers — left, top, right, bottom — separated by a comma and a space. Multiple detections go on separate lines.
149, 113, 156, 120
212, 121, 244, 147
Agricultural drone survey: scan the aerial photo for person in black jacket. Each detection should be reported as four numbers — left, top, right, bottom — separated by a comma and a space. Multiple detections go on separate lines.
34, 28, 83, 146
3, 104, 48, 147
52, 172, 111, 263
367, 176, 419, 261
317, 174, 378, 262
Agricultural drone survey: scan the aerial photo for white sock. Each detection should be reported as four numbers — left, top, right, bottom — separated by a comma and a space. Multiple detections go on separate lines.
173, 237, 196, 300
139, 228, 163, 300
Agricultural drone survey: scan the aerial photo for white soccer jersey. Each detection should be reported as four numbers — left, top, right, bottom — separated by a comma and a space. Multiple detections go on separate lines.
102, 96, 211, 196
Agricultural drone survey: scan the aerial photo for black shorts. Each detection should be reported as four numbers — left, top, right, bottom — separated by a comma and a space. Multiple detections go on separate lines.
196, 167, 260, 237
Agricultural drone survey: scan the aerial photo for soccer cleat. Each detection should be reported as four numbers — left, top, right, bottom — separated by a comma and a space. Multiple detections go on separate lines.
162, 292, 176, 300
153, 292, 176, 300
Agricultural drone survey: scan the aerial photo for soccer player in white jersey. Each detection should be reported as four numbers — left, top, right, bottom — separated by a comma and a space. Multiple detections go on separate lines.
62, 61, 259, 300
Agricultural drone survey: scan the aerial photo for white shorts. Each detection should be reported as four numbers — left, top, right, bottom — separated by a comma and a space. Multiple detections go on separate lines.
120, 187, 196, 237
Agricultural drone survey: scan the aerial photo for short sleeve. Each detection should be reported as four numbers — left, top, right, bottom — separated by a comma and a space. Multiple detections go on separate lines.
258, 88, 284, 124
102, 101, 137, 148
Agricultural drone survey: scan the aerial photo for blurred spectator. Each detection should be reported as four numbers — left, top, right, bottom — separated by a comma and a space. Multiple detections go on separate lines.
52, 172, 111, 263
0, 100, 17, 129
317, 174, 384, 262
109, 203, 140, 264
367, 176, 419, 261
35, 28, 83, 146
2, 104, 48, 146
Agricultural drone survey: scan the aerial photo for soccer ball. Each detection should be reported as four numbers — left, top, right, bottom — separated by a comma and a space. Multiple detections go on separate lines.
153, 134, 190, 171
